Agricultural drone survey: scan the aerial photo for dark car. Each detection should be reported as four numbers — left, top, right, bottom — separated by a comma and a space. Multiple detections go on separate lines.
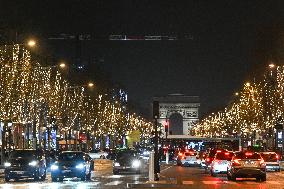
227, 151, 266, 181
113, 150, 143, 174
50, 151, 93, 181
4, 149, 46, 182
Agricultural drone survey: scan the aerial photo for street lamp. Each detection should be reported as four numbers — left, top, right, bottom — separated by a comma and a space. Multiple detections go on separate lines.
269, 63, 275, 69
27, 39, 36, 47
88, 82, 94, 88
59, 62, 66, 69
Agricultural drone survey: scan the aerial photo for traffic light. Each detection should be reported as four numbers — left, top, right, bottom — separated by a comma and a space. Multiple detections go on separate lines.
165, 122, 169, 132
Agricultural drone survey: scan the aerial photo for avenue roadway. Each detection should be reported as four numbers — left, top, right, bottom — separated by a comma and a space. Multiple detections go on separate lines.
1, 164, 284, 189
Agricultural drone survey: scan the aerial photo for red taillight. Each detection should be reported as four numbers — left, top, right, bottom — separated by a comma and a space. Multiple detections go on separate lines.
225, 152, 230, 155
259, 158, 265, 165
206, 158, 211, 162
178, 152, 183, 156
213, 160, 221, 164
245, 152, 253, 156
233, 159, 241, 166
276, 154, 279, 160
217, 150, 222, 153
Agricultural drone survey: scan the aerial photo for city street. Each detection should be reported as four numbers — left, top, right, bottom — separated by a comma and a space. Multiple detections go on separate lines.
1, 164, 284, 188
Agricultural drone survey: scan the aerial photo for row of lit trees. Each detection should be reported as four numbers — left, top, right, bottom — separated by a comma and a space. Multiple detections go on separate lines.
0, 44, 154, 147
193, 64, 284, 138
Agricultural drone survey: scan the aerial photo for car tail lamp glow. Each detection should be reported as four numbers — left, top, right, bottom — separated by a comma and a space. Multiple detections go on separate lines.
276, 154, 279, 160
213, 160, 221, 165
216, 150, 222, 153
178, 152, 183, 156
225, 152, 230, 155
245, 152, 253, 156
259, 158, 265, 165
233, 159, 241, 166
206, 158, 211, 162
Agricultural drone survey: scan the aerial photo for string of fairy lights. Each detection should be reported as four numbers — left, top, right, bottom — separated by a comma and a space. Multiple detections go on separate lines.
0, 44, 154, 145
193, 64, 284, 138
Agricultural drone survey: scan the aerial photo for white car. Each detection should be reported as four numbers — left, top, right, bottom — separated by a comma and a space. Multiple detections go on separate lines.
260, 152, 281, 172
210, 151, 234, 176
179, 150, 200, 166
88, 149, 108, 159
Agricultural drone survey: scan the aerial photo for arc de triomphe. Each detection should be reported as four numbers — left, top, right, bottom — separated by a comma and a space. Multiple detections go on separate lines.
153, 94, 200, 136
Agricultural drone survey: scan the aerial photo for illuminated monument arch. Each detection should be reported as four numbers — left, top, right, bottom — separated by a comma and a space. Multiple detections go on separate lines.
153, 94, 200, 136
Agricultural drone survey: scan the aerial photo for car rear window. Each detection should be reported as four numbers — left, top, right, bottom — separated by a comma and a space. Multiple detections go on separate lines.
261, 153, 278, 162
215, 152, 233, 160
185, 152, 196, 156
235, 152, 261, 159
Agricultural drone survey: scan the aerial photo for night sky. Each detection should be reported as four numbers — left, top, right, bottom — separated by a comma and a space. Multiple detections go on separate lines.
1, 1, 284, 117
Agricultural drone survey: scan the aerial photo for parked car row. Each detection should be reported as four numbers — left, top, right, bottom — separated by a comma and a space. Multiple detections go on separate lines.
176, 148, 281, 182
4, 149, 94, 182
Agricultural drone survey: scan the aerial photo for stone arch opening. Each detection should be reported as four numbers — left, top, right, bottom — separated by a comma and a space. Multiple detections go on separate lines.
169, 113, 183, 135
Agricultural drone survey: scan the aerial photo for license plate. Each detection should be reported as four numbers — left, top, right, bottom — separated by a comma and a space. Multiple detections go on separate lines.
62, 170, 71, 173
15, 171, 24, 174
244, 161, 256, 167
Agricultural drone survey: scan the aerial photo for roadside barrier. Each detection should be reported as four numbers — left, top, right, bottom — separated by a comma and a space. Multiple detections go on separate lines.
94, 159, 113, 171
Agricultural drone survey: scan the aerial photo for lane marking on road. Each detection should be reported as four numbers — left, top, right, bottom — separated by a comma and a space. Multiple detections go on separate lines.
182, 181, 194, 184
202, 181, 221, 185
160, 165, 173, 173
202, 181, 236, 185
105, 181, 123, 185
266, 181, 281, 184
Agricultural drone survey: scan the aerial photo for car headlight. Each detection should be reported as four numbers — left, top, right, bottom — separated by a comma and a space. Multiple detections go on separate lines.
114, 162, 120, 167
76, 163, 85, 169
4, 162, 11, 167
28, 161, 38, 166
51, 164, 59, 171
132, 160, 141, 168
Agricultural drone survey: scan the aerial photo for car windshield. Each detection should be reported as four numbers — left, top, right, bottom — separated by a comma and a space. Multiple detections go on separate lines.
215, 152, 233, 160
90, 149, 101, 153
9, 150, 37, 159
261, 153, 278, 162
235, 152, 261, 159
59, 152, 84, 161
116, 150, 137, 159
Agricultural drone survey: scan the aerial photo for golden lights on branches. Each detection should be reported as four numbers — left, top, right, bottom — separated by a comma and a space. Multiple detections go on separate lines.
0, 44, 153, 140
193, 65, 284, 137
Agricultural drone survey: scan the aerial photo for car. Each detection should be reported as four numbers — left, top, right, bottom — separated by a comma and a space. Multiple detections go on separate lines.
204, 149, 223, 172
4, 149, 46, 182
88, 149, 108, 159
227, 151, 266, 181
113, 150, 143, 174
260, 152, 280, 172
210, 151, 234, 176
50, 151, 93, 181
177, 149, 200, 166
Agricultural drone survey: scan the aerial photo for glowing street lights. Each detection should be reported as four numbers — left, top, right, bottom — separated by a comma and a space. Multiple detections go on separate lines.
27, 39, 36, 47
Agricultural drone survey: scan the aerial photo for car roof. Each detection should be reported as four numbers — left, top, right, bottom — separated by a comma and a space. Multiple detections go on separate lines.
61, 151, 84, 154
261, 152, 277, 154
